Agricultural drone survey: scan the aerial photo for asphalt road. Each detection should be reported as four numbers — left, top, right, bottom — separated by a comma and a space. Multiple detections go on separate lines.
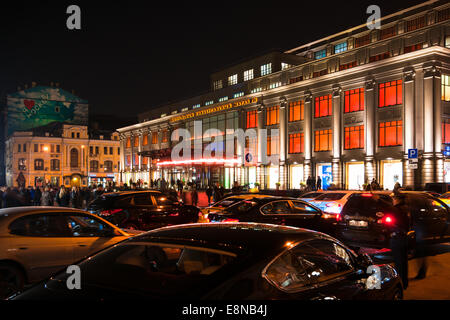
366, 242, 450, 300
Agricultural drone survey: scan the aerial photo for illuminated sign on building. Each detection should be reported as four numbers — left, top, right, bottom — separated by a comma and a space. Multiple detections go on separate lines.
170, 97, 258, 123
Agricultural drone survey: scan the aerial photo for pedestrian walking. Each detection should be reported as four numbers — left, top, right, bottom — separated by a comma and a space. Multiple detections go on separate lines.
191, 186, 198, 207
316, 176, 322, 190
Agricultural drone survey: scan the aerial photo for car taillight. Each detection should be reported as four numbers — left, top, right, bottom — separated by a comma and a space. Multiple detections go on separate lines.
336, 213, 341, 221
100, 209, 123, 216
377, 214, 395, 225
361, 193, 373, 197
223, 218, 239, 222
169, 213, 179, 217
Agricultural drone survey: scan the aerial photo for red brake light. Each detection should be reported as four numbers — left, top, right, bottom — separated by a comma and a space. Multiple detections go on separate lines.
169, 213, 179, 217
336, 213, 341, 221
377, 214, 395, 225
361, 193, 373, 197
223, 218, 239, 222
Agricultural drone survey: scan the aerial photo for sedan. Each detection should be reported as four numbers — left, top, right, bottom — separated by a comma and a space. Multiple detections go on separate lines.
207, 197, 338, 235
87, 190, 201, 231
0, 206, 133, 298
11, 223, 403, 300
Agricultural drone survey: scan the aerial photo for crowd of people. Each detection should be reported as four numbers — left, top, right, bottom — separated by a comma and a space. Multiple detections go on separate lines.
0, 184, 114, 209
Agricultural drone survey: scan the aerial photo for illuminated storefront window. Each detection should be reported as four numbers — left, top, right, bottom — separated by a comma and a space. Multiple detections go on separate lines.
379, 121, 403, 147
344, 88, 364, 113
314, 94, 332, 118
314, 129, 332, 152
289, 133, 304, 154
442, 75, 450, 101
442, 118, 450, 144
344, 125, 364, 149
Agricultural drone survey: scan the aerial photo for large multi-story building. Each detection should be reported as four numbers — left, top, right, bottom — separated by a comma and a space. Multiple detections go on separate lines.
5, 122, 121, 188
118, 0, 450, 190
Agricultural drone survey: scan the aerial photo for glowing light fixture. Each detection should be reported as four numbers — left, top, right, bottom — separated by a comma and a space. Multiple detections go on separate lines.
157, 158, 240, 166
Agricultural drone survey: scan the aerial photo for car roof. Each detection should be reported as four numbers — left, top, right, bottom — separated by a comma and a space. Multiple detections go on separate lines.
0, 206, 88, 217
101, 190, 162, 197
130, 222, 335, 259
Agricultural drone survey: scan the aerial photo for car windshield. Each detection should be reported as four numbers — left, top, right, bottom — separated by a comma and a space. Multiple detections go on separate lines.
211, 197, 244, 208
314, 193, 346, 201
227, 200, 258, 214
50, 241, 237, 298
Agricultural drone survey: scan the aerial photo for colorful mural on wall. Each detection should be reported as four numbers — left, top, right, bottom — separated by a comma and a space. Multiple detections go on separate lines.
6, 86, 88, 136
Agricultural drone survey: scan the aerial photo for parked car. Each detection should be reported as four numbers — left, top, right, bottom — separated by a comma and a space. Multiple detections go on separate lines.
335, 192, 450, 250
298, 191, 326, 204
308, 191, 356, 215
11, 223, 403, 300
438, 191, 450, 206
199, 194, 274, 222
0, 206, 134, 299
424, 182, 450, 194
207, 197, 337, 235
87, 190, 201, 231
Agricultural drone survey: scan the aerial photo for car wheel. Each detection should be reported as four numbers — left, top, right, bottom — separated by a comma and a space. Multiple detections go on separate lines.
392, 287, 403, 300
0, 262, 25, 299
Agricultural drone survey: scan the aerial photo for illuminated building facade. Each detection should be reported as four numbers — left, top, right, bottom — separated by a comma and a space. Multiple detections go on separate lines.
5, 123, 120, 188
118, 0, 450, 190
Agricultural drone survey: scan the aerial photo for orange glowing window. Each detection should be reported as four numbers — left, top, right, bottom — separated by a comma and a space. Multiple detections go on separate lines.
133, 136, 139, 147
379, 26, 396, 40
314, 129, 332, 152
289, 133, 304, 154
442, 119, 450, 144
161, 130, 169, 143
339, 61, 357, 71
142, 135, 148, 146
246, 110, 258, 128
314, 94, 332, 118
355, 34, 371, 48
404, 43, 423, 53
126, 138, 131, 148
344, 126, 365, 149
406, 16, 425, 32
379, 121, 403, 147
266, 106, 279, 126
289, 101, 304, 122
133, 154, 139, 166
379, 80, 402, 108
344, 88, 364, 113
126, 155, 131, 166
142, 156, 148, 165
152, 132, 158, 144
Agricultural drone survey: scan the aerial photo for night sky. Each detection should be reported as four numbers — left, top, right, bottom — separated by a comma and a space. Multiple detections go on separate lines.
0, 0, 425, 125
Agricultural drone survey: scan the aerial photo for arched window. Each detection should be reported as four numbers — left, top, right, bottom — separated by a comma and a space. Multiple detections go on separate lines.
104, 160, 113, 172
70, 148, 79, 168
90, 160, 99, 172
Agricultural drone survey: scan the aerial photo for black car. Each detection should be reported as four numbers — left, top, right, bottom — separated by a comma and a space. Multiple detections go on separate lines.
11, 223, 402, 300
335, 192, 450, 250
87, 190, 200, 231
207, 197, 338, 235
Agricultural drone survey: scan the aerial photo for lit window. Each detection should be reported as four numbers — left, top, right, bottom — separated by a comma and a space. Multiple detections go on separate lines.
289, 101, 304, 122
315, 49, 326, 59
379, 121, 403, 147
246, 110, 257, 129
205, 100, 214, 106
281, 63, 293, 70
446, 35, 450, 49
379, 80, 402, 107
152, 132, 158, 144
289, 76, 303, 84
334, 42, 347, 54
219, 96, 228, 102
234, 92, 244, 98
406, 16, 425, 32
442, 119, 450, 144
193, 104, 200, 109
339, 61, 357, 71
181, 107, 189, 112
142, 135, 148, 146
228, 74, 238, 86
251, 87, 262, 93
161, 113, 167, 117
289, 133, 304, 153
134, 136, 139, 147
314, 94, 332, 118
314, 130, 332, 151
126, 137, 131, 148
442, 75, 450, 101
344, 126, 364, 149
269, 82, 281, 89
369, 52, 390, 62
266, 106, 280, 126
213, 80, 223, 90
404, 43, 423, 53
355, 34, 371, 48
380, 26, 396, 40
171, 110, 178, 114
261, 63, 272, 76
344, 88, 364, 113
161, 130, 169, 143
244, 69, 254, 81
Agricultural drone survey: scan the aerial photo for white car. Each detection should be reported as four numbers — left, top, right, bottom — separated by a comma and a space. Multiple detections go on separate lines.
0, 206, 134, 298
308, 191, 360, 216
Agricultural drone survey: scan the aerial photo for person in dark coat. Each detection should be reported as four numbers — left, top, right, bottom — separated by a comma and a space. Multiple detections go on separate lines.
316, 176, 322, 190
191, 186, 198, 207
56, 186, 70, 207
33, 187, 42, 206
306, 176, 313, 191
206, 185, 213, 205
390, 192, 411, 289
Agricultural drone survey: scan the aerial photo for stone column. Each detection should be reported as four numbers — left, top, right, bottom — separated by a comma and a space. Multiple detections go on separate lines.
364, 78, 377, 183
279, 97, 288, 189
332, 85, 342, 188
303, 91, 313, 180
257, 104, 266, 188
237, 110, 245, 186
403, 68, 416, 188
422, 64, 443, 186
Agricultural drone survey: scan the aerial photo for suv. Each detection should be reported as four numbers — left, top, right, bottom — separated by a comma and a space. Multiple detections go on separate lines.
335, 192, 450, 250
87, 190, 200, 231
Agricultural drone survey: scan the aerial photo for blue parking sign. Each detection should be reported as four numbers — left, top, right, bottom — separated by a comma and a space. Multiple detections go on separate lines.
408, 148, 418, 159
